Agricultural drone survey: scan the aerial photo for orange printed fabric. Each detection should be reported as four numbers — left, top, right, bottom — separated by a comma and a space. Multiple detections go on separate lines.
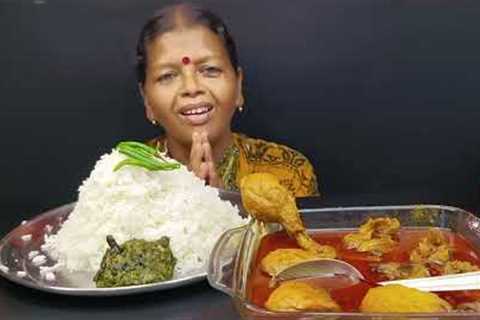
229, 133, 319, 197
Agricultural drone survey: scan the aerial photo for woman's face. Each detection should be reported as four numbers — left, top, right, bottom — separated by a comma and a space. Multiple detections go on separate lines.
142, 25, 243, 146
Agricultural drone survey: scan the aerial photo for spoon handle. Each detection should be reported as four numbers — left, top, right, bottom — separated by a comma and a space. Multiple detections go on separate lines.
379, 271, 480, 292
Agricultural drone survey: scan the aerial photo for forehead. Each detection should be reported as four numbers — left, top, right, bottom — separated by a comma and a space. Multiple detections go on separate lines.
146, 26, 229, 64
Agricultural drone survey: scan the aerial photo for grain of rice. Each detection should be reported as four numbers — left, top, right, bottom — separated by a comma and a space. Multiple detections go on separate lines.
32, 255, 47, 266
16, 271, 27, 278
28, 250, 40, 260
44, 272, 56, 281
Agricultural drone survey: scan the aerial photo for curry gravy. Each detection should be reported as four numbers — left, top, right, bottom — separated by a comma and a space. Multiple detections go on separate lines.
248, 229, 480, 311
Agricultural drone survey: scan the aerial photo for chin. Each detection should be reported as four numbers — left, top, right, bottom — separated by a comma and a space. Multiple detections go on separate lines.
193, 123, 214, 137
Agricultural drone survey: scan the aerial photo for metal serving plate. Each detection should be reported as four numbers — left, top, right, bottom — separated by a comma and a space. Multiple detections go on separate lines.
0, 203, 208, 296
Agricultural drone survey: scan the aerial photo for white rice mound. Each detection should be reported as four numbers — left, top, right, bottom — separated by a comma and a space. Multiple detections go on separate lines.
42, 150, 246, 277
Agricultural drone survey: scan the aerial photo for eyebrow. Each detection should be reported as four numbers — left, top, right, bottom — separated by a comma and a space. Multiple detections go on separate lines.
149, 62, 177, 71
150, 55, 223, 70
195, 55, 223, 64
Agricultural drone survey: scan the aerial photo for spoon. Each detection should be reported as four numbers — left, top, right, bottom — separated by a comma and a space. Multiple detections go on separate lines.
276, 259, 480, 292
275, 258, 371, 289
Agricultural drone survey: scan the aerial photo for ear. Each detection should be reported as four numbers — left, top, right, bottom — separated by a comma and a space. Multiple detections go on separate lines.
139, 83, 155, 120
235, 67, 245, 108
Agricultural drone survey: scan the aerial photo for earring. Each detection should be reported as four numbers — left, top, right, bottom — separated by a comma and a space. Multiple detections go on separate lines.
151, 119, 158, 126
238, 105, 244, 112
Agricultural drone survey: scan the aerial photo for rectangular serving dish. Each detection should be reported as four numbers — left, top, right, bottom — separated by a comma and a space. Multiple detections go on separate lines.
208, 205, 480, 319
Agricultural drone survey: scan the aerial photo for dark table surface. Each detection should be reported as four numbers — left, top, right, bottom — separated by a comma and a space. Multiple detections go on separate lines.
1, 192, 478, 320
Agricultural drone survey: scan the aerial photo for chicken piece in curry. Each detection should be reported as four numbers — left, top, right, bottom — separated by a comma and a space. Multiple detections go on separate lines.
240, 173, 335, 256
265, 281, 341, 312
443, 260, 480, 274
409, 229, 451, 266
360, 284, 452, 313
375, 262, 430, 280
343, 217, 400, 256
376, 229, 479, 280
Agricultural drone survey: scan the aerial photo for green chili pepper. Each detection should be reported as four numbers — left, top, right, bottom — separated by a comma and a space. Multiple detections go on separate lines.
113, 141, 180, 172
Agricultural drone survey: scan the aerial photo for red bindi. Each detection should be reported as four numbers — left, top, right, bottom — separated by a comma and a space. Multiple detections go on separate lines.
181, 56, 191, 65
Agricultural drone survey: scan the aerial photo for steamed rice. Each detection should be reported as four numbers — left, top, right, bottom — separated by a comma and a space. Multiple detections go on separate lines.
42, 149, 246, 276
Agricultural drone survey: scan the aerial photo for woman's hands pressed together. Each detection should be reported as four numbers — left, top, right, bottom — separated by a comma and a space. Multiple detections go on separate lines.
188, 131, 224, 189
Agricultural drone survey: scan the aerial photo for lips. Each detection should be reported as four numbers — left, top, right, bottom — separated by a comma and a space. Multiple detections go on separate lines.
178, 103, 214, 126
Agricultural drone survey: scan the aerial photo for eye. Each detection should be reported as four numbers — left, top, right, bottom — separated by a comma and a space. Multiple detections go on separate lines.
157, 72, 177, 84
200, 65, 222, 78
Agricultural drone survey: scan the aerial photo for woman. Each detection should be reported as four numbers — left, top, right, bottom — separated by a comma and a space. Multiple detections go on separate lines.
137, 3, 318, 197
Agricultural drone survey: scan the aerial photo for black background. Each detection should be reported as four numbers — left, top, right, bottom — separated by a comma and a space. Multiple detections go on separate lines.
1, 0, 479, 228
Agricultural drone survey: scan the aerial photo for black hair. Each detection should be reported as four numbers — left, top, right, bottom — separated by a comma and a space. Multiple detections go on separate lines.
136, 3, 240, 86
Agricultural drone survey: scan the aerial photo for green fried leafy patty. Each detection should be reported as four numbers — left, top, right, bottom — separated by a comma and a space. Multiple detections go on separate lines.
94, 235, 176, 287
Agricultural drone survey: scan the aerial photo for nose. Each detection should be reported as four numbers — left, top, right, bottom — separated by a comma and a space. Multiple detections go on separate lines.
180, 72, 204, 98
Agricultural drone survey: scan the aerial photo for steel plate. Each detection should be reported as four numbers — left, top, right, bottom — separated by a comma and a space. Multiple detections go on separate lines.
0, 201, 228, 296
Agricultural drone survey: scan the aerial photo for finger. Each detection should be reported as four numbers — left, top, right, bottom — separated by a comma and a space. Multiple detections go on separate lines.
200, 131, 208, 144
199, 162, 209, 183
189, 131, 204, 172
202, 140, 214, 163
207, 161, 224, 189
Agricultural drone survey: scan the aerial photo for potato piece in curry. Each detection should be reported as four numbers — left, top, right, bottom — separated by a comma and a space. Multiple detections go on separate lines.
360, 284, 452, 313
261, 248, 334, 278
240, 173, 335, 257
265, 281, 341, 312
